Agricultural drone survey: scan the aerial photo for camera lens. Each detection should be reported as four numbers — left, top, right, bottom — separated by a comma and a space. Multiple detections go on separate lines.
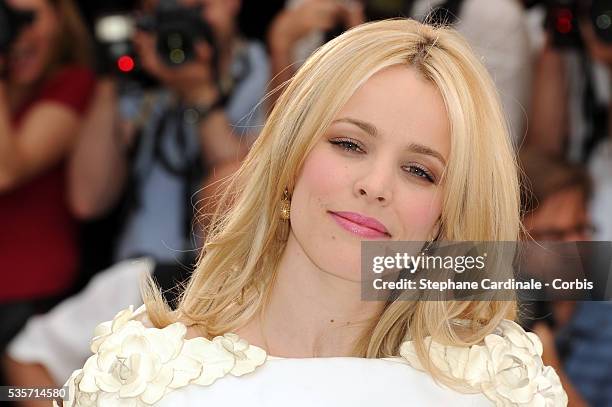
591, 1, 612, 43
147, 3, 216, 68
158, 28, 194, 66
169, 49, 185, 64
595, 10, 612, 29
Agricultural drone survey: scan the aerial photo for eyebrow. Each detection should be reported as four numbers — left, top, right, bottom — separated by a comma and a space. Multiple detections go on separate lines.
332, 117, 447, 167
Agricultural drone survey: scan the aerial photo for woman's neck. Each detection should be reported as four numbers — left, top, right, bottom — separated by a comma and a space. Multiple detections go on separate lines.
238, 231, 386, 358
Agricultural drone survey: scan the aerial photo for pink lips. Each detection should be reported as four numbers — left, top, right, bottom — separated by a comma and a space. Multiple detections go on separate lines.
329, 211, 391, 238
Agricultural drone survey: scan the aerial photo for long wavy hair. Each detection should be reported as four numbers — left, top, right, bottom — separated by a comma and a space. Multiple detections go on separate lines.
144, 18, 521, 388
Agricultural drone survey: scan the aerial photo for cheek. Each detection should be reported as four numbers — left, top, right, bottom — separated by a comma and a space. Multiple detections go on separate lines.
298, 147, 347, 197
289, 146, 363, 280
290, 146, 345, 227
394, 187, 443, 240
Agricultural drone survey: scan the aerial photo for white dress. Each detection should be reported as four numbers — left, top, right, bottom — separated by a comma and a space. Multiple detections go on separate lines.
55, 306, 567, 407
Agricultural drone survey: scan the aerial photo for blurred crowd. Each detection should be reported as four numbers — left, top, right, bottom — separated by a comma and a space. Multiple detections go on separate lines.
0, 0, 612, 405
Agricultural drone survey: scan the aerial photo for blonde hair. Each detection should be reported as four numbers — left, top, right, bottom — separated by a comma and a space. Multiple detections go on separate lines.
144, 18, 521, 388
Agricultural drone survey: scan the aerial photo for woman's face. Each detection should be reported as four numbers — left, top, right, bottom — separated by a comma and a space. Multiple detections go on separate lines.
7, 0, 61, 85
289, 65, 450, 281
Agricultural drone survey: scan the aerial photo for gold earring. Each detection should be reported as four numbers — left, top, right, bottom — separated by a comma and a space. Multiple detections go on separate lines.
280, 188, 291, 220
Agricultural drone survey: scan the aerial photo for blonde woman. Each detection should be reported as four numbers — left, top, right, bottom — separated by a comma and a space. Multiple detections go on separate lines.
56, 19, 567, 406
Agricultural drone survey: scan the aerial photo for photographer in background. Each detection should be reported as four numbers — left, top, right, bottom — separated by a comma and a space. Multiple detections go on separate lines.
526, 0, 612, 257
519, 149, 593, 407
2, 1, 269, 403
527, 0, 612, 162
519, 148, 612, 406
0, 0, 94, 349
68, 0, 269, 264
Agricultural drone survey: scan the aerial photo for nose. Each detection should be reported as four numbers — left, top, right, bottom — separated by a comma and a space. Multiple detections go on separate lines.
354, 163, 394, 205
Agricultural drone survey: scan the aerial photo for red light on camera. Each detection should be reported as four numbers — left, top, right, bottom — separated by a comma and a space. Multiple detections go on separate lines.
117, 55, 135, 73
556, 9, 573, 34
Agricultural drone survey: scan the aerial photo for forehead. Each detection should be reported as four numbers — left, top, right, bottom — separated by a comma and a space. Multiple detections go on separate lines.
334, 65, 450, 158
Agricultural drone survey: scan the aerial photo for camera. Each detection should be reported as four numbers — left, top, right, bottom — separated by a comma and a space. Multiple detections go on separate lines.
138, 2, 217, 68
93, 1, 217, 86
546, 0, 612, 49
0, 0, 35, 54
94, 13, 157, 88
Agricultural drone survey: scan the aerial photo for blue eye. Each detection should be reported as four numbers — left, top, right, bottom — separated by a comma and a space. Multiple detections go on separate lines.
329, 139, 365, 153
404, 165, 436, 183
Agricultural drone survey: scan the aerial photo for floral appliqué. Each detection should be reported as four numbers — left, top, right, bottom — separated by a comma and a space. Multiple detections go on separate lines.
54, 305, 267, 406
399, 320, 568, 406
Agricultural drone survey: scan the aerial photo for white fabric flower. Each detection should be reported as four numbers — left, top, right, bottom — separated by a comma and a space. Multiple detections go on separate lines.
90, 306, 137, 353
217, 333, 268, 375
399, 319, 568, 406
58, 306, 267, 406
